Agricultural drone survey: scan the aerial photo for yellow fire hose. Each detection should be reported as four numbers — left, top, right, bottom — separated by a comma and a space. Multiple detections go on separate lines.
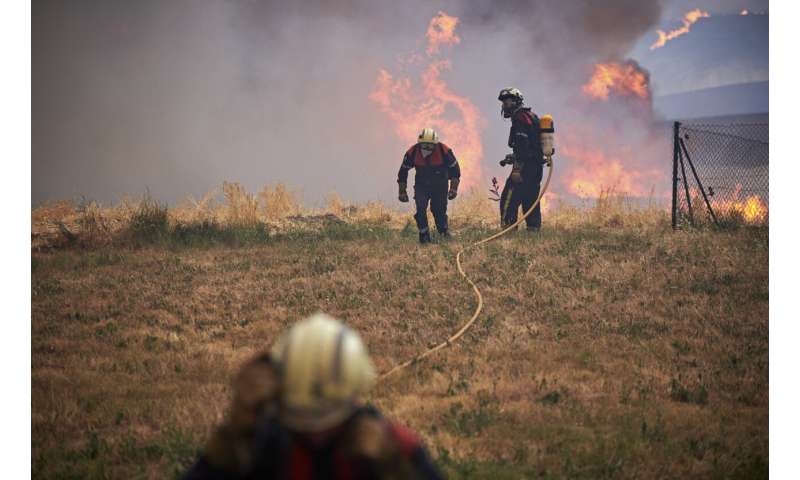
379, 156, 554, 380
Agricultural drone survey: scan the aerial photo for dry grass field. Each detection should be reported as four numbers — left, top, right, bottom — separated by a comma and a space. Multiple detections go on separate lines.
31, 184, 768, 479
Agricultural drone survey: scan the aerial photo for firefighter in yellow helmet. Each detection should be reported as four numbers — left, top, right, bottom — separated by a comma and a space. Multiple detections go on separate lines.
183, 313, 443, 480
397, 128, 461, 244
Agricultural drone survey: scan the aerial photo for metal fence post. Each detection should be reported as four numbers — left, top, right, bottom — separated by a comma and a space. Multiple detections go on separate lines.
672, 121, 680, 230
679, 137, 719, 226
667, 121, 767, 227
678, 148, 694, 226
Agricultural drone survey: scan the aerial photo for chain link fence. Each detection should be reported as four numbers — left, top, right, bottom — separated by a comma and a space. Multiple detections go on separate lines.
671, 121, 768, 228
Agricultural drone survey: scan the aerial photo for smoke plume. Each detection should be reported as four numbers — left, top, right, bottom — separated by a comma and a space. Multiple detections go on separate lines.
34, 0, 672, 207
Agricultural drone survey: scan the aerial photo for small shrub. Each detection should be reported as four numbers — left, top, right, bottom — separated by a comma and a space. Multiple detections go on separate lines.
258, 183, 301, 221
126, 195, 169, 244
540, 390, 562, 405
224, 182, 259, 226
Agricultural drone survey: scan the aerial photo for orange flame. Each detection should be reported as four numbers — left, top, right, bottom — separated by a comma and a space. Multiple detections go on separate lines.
739, 195, 767, 222
370, 12, 484, 189
713, 184, 768, 223
540, 191, 560, 214
650, 8, 710, 50
426, 11, 461, 56
582, 62, 650, 101
559, 137, 663, 199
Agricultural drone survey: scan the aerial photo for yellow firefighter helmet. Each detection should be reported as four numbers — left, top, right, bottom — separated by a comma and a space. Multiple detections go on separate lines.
418, 127, 439, 144
270, 312, 376, 432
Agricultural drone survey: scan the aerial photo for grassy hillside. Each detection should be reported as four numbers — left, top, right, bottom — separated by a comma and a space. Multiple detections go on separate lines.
31, 186, 768, 478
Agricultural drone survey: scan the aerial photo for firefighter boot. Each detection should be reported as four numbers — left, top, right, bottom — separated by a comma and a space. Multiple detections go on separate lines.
419, 230, 432, 244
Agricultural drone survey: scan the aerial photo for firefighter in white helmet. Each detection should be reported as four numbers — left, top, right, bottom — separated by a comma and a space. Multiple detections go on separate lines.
397, 128, 461, 244
183, 313, 443, 479
497, 87, 548, 231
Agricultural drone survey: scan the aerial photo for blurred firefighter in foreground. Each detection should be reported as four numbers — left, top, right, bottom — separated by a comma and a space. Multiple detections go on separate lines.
398, 128, 461, 244
497, 88, 554, 231
184, 313, 442, 480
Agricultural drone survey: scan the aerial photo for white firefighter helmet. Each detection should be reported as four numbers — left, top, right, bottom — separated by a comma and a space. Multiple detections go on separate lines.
270, 312, 376, 432
418, 127, 439, 144
499, 87, 525, 118
498, 87, 524, 102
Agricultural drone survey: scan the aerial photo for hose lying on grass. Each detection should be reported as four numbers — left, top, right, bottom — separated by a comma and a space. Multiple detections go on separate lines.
379, 157, 554, 381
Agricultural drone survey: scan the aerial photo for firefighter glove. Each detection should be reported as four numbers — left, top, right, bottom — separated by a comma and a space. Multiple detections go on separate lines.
398, 182, 409, 203
448, 178, 460, 200
500, 153, 515, 166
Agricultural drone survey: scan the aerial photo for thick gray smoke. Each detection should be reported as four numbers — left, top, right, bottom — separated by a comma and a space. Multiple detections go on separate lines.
453, 0, 668, 199
458, 0, 661, 62
34, 0, 419, 206
34, 0, 674, 207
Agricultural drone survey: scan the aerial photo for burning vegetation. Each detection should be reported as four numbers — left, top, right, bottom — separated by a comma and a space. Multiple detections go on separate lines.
31, 2, 769, 479
371, 10, 666, 208
370, 11, 485, 190
582, 61, 651, 101
563, 55, 664, 202
714, 184, 768, 224
650, 8, 710, 50
559, 140, 661, 199
425, 10, 461, 55
732, 194, 768, 223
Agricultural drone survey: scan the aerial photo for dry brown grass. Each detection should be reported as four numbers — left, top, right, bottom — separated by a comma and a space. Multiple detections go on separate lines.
31, 188, 768, 479
258, 183, 302, 221
174, 189, 220, 225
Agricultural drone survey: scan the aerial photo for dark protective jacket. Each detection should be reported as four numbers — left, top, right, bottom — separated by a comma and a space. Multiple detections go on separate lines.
397, 142, 461, 188
183, 405, 443, 480
508, 108, 545, 166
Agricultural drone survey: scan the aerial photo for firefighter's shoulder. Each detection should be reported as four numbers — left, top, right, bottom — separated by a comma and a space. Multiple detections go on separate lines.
437, 142, 453, 154
512, 108, 534, 125
387, 421, 423, 456
347, 407, 423, 457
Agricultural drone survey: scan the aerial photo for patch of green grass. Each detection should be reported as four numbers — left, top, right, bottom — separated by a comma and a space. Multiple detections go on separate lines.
94, 322, 119, 338
33, 428, 201, 480
309, 256, 336, 275
672, 340, 692, 355
443, 392, 501, 437
285, 220, 396, 243
540, 390, 563, 405
32, 431, 110, 480
171, 221, 270, 248
690, 278, 720, 295
143, 335, 159, 352
219, 259, 253, 273
669, 377, 709, 406
436, 448, 539, 479
728, 451, 768, 479
578, 350, 595, 368
97, 251, 126, 266
749, 286, 769, 302
32, 278, 64, 298
611, 317, 670, 340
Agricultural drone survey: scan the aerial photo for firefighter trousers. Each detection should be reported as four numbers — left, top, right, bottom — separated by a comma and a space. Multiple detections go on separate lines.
500, 162, 543, 230
414, 183, 449, 234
